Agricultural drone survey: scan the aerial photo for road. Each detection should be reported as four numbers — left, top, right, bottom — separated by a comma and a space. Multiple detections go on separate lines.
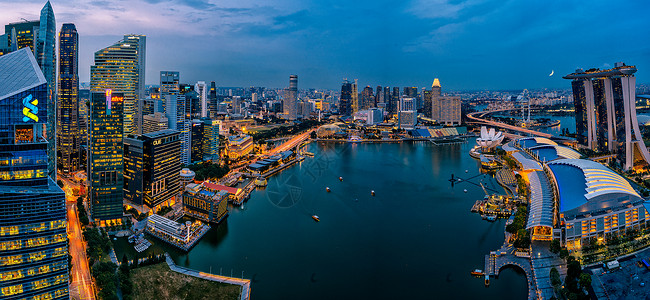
268, 129, 314, 155
467, 109, 555, 138
61, 174, 96, 300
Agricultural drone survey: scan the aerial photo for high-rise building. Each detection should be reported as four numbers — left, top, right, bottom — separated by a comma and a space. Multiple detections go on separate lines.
2, 20, 40, 54
78, 88, 89, 148
423, 90, 433, 119
185, 90, 201, 119
166, 93, 190, 165
431, 78, 441, 97
351, 79, 359, 114
0, 48, 68, 299
431, 79, 461, 126
195, 81, 208, 118
89, 90, 124, 224
160, 71, 179, 114
389, 87, 400, 116
201, 118, 220, 162
191, 120, 204, 163
283, 75, 298, 120
57, 23, 79, 175
90, 34, 146, 136
564, 63, 650, 170
361, 86, 374, 109
123, 129, 181, 210
209, 81, 217, 118
339, 80, 353, 116
142, 112, 168, 134
400, 97, 416, 111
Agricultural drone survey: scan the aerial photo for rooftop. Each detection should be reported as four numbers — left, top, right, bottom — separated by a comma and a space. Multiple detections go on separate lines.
0, 47, 47, 100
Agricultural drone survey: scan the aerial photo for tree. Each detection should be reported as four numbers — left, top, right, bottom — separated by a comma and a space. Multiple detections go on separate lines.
550, 267, 561, 286
578, 273, 592, 289
550, 239, 561, 254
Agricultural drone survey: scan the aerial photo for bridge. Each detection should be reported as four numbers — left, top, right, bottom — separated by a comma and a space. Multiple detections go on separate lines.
485, 243, 537, 300
467, 109, 555, 138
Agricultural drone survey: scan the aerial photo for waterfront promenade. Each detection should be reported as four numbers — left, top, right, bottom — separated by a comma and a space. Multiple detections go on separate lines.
165, 253, 251, 300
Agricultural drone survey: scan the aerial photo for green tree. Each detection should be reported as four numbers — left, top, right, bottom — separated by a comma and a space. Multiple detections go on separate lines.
550, 239, 561, 254
578, 273, 592, 289
550, 267, 561, 286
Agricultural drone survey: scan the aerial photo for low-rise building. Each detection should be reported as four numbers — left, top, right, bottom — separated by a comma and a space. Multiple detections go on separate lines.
183, 183, 229, 223
225, 134, 254, 160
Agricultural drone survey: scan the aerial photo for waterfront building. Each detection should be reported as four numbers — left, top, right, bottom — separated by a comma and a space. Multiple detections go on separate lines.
201, 118, 220, 162
0, 48, 68, 299
89, 90, 124, 224
123, 130, 181, 211
142, 112, 168, 134
430, 79, 461, 126
166, 92, 190, 165
398, 110, 418, 130
283, 75, 298, 120
90, 34, 146, 136
367, 108, 383, 125
183, 182, 229, 223
191, 120, 204, 163
339, 79, 353, 116
564, 63, 650, 170
225, 134, 254, 160
352, 79, 359, 114
195, 81, 208, 118
57, 23, 79, 175
146, 214, 192, 243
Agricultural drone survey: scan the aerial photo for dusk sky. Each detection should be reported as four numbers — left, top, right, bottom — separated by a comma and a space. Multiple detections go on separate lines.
2, 0, 650, 90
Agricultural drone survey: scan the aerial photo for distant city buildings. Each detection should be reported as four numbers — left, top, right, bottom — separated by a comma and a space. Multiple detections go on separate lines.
398, 110, 418, 130
0, 47, 68, 300
90, 34, 146, 136
339, 79, 353, 116
57, 23, 79, 175
283, 75, 298, 120
195, 81, 207, 118
89, 90, 124, 224
431, 79, 461, 126
564, 63, 650, 170
142, 112, 168, 134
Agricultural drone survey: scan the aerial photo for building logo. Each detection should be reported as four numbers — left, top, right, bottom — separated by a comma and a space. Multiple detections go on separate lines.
22, 94, 39, 122
106, 89, 112, 115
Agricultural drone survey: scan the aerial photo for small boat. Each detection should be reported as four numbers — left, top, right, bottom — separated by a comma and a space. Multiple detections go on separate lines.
312, 215, 320, 222
371, 190, 375, 196
465, 170, 469, 173
471, 269, 484, 276
485, 275, 490, 286
326, 187, 331, 192
339, 177, 343, 181
486, 215, 497, 222
463, 189, 467, 193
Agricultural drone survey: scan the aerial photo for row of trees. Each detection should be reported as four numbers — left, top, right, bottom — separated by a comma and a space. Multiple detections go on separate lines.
549, 256, 591, 300
83, 228, 112, 266
187, 162, 230, 181
77, 197, 90, 226
506, 205, 531, 249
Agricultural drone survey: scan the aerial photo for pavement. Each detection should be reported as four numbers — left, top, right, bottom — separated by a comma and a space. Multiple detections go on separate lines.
588, 247, 650, 299
530, 241, 567, 300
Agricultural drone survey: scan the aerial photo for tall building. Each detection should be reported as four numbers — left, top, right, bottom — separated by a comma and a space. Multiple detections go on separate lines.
339, 80, 353, 116
564, 63, 650, 170
201, 118, 220, 162
361, 86, 374, 109
195, 81, 207, 118
57, 23, 79, 175
78, 88, 89, 148
160, 71, 179, 114
283, 75, 298, 120
90, 34, 146, 136
191, 120, 204, 163
209, 81, 217, 118
166, 93, 190, 165
389, 87, 400, 116
0, 48, 68, 300
400, 97, 416, 111
142, 112, 168, 134
2, 21, 40, 54
431, 79, 461, 126
89, 90, 124, 224
351, 79, 359, 114
423, 79, 441, 119
123, 129, 181, 210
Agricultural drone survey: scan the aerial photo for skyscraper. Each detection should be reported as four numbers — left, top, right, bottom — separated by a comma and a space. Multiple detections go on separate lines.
38, 1, 57, 179
431, 79, 461, 126
564, 63, 650, 170
283, 75, 298, 120
195, 81, 208, 118
351, 79, 359, 114
166, 93, 190, 165
57, 23, 79, 175
339, 79, 353, 116
90, 35, 146, 136
2, 21, 40, 54
191, 120, 204, 163
89, 90, 125, 224
361, 86, 374, 109
389, 87, 400, 116
0, 47, 68, 300
160, 71, 179, 114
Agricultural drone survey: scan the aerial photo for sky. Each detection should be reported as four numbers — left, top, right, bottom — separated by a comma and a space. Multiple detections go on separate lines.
2, 0, 650, 91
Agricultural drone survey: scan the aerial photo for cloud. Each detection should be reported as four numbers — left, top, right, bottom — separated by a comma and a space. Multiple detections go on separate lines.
405, 0, 483, 19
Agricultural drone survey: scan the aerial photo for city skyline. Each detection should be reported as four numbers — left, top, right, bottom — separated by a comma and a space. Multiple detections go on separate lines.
1, 0, 649, 90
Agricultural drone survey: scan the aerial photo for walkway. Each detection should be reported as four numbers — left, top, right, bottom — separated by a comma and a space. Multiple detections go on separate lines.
165, 253, 251, 300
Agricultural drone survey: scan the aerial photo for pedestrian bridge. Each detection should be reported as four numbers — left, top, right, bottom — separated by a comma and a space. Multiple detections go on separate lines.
486, 251, 537, 300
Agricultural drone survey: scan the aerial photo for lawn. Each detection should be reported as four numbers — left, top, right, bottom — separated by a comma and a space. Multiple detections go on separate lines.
131, 263, 241, 300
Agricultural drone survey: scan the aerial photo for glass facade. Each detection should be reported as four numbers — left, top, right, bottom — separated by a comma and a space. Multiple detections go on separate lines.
593, 79, 609, 152
89, 90, 124, 223
339, 80, 352, 116
57, 23, 79, 174
191, 120, 203, 163
611, 78, 626, 164
571, 80, 589, 146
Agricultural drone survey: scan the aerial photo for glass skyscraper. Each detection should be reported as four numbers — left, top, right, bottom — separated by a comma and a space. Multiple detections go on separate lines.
339, 79, 352, 116
89, 90, 125, 224
57, 23, 79, 175
0, 48, 68, 300
90, 35, 146, 136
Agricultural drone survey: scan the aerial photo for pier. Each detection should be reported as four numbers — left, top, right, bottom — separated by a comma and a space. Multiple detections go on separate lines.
484, 236, 537, 300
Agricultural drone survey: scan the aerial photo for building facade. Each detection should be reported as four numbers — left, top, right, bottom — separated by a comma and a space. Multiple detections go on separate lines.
57, 23, 79, 175
89, 90, 124, 224
166, 93, 190, 165
201, 118, 219, 162
283, 75, 298, 120
225, 135, 254, 160
339, 80, 353, 117
90, 35, 146, 136
183, 183, 229, 224
142, 112, 168, 134
0, 48, 68, 300
190, 120, 204, 163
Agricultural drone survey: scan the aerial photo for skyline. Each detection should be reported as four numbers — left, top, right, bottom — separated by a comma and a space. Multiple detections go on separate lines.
2, 1, 649, 90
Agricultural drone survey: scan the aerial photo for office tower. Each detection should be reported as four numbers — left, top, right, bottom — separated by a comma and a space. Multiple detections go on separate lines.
432, 78, 441, 97
123, 130, 181, 210
564, 63, 650, 170
430, 79, 461, 126
398, 111, 418, 129
401, 97, 416, 111
166, 93, 190, 165
361, 86, 374, 109
160, 71, 179, 114
389, 87, 400, 116
283, 75, 298, 120
2, 21, 40, 53
191, 120, 204, 163
78, 89, 89, 148
201, 118, 219, 162
142, 112, 169, 134
232, 96, 242, 115
90, 34, 146, 136
195, 81, 208, 118
352, 79, 359, 113
367, 108, 383, 125
89, 90, 124, 224
0, 48, 68, 300
39, 2, 57, 179
209, 81, 217, 118
185, 90, 201, 119
339, 79, 353, 116
403, 87, 418, 98
252, 92, 258, 103
423, 90, 433, 119
375, 85, 384, 105
57, 23, 79, 175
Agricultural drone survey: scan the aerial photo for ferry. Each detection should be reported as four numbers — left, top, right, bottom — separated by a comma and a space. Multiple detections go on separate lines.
326, 187, 331, 192
312, 215, 320, 222
485, 275, 490, 286
339, 177, 343, 181
471, 269, 484, 276
371, 190, 375, 196
348, 136, 362, 143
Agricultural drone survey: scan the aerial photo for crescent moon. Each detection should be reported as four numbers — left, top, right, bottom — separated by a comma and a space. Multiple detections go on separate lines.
549, 70, 554, 77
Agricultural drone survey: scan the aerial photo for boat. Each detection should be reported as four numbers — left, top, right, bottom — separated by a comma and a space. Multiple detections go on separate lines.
348, 136, 362, 143
371, 190, 375, 196
254, 176, 268, 187
471, 269, 484, 276
486, 215, 497, 222
463, 189, 467, 193
465, 170, 469, 173
485, 275, 490, 286
326, 187, 331, 192
312, 215, 320, 222
339, 177, 343, 181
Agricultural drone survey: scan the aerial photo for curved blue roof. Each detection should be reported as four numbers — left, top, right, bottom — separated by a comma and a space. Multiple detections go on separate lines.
547, 163, 588, 212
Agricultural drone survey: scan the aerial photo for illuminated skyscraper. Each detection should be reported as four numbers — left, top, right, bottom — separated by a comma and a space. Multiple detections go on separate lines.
0, 47, 68, 300
339, 79, 353, 116
191, 120, 204, 163
431, 79, 461, 126
166, 92, 190, 165
89, 90, 125, 224
160, 71, 179, 114
361, 86, 374, 109
564, 63, 650, 170
283, 75, 298, 120
195, 81, 208, 118
2, 20, 40, 54
57, 23, 79, 175
351, 79, 359, 113
90, 34, 146, 136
